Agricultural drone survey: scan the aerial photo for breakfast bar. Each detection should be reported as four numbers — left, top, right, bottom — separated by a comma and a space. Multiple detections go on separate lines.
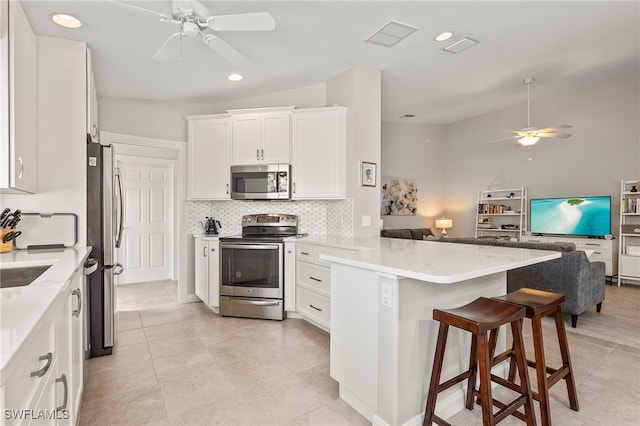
320, 238, 561, 426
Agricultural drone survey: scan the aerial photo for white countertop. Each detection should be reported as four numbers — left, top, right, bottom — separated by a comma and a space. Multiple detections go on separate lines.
316, 236, 561, 284
0, 247, 92, 378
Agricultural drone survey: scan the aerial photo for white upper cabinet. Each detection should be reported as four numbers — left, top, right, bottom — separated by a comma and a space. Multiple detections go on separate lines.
291, 107, 346, 199
229, 107, 292, 165
187, 114, 232, 200
1, 0, 36, 193
87, 48, 99, 143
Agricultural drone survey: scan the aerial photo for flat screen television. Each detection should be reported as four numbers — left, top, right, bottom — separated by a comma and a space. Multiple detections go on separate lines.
530, 196, 611, 237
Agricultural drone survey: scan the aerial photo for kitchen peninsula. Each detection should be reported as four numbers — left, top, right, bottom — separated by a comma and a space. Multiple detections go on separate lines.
320, 238, 560, 426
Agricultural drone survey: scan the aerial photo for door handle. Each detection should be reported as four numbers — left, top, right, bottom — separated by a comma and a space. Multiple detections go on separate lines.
203, 246, 207, 257
113, 263, 124, 275
115, 170, 124, 248
72, 288, 82, 317
56, 374, 68, 411
31, 353, 53, 378
15, 157, 24, 179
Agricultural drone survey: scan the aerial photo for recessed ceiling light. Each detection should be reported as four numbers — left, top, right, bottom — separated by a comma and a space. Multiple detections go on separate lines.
228, 73, 243, 82
51, 13, 82, 29
434, 31, 454, 42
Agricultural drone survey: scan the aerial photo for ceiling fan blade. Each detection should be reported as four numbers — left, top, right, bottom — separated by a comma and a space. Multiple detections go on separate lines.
483, 135, 519, 144
207, 12, 276, 31
202, 34, 251, 68
153, 32, 184, 61
109, 0, 171, 22
538, 124, 573, 133
538, 133, 573, 139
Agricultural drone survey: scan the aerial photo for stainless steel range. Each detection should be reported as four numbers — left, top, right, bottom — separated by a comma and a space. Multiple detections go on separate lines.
219, 213, 298, 320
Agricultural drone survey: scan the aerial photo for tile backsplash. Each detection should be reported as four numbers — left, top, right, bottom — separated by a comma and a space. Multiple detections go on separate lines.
188, 199, 354, 237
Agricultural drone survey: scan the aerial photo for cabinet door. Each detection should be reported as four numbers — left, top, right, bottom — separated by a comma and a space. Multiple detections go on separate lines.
55, 287, 72, 426
69, 272, 84, 423
194, 238, 209, 302
187, 116, 231, 199
28, 360, 62, 426
208, 241, 220, 307
1, 0, 36, 193
292, 109, 345, 199
231, 114, 261, 164
261, 112, 290, 163
284, 242, 296, 311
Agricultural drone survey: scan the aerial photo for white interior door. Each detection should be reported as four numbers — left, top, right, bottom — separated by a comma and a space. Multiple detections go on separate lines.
116, 157, 174, 284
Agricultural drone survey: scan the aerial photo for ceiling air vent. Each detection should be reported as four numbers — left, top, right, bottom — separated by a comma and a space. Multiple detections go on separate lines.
442, 36, 479, 54
365, 20, 418, 47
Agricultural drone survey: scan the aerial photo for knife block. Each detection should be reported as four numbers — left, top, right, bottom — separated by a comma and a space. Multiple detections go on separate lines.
0, 228, 14, 252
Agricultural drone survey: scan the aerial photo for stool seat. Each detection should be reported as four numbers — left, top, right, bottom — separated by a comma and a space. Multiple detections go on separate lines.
491, 288, 579, 426
434, 297, 527, 334
424, 297, 536, 426
493, 288, 564, 318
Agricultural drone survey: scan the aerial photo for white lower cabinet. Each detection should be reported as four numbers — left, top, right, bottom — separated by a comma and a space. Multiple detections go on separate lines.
295, 242, 357, 332
194, 236, 220, 308
284, 242, 296, 312
0, 265, 84, 426
522, 235, 615, 275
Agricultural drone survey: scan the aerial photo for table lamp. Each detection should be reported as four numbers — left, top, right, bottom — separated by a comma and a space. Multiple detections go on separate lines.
435, 217, 453, 237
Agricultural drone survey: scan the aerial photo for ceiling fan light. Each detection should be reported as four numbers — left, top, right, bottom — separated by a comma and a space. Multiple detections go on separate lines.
518, 135, 540, 146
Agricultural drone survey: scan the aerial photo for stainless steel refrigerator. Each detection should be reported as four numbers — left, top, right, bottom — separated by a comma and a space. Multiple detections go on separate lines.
86, 140, 123, 357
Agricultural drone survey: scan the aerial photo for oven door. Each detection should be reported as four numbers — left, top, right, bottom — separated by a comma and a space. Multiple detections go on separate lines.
220, 242, 284, 299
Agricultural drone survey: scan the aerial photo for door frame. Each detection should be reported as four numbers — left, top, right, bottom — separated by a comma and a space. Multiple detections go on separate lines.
114, 154, 175, 285
101, 131, 198, 304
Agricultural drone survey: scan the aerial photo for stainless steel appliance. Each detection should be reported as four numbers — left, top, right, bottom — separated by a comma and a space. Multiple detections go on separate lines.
86, 140, 124, 357
230, 164, 290, 200
219, 213, 298, 320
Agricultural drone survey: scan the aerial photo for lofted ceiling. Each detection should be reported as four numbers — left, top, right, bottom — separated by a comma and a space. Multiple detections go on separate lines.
20, 0, 640, 124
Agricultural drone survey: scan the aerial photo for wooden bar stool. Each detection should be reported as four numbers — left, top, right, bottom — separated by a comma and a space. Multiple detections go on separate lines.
423, 297, 536, 426
491, 288, 579, 426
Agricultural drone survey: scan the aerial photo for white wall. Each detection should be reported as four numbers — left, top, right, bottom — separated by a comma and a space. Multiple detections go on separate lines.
98, 97, 213, 142
1, 36, 87, 244
210, 83, 326, 112
380, 122, 447, 230
327, 67, 382, 237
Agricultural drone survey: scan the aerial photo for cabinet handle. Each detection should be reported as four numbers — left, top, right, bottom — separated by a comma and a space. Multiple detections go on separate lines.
309, 276, 322, 282
56, 374, 68, 411
585, 243, 600, 246
31, 352, 53, 378
15, 157, 24, 179
309, 304, 322, 312
300, 251, 310, 256
72, 288, 82, 317
293, 182, 296, 193
226, 183, 229, 194
261, 149, 264, 160
211, 248, 216, 252
203, 246, 207, 257
594, 251, 601, 255
256, 149, 260, 160
287, 250, 292, 253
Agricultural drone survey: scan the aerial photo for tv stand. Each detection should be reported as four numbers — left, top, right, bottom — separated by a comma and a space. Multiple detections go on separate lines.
522, 235, 615, 276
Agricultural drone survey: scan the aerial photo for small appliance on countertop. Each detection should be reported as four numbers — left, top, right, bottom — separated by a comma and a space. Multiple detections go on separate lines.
201, 217, 222, 235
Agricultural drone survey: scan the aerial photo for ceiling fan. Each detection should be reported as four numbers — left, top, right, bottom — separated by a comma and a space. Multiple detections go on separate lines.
112, 0, 275, 67
484, 77, 572, 146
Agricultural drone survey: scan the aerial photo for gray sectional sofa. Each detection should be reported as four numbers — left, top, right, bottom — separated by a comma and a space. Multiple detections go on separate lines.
380, 229, 606, 327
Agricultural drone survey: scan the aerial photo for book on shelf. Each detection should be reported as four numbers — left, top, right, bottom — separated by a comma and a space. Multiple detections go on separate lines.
622, 197, 639, 214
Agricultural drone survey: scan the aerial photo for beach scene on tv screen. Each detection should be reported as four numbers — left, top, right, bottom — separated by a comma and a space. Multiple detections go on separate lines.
530, 197, 610, 236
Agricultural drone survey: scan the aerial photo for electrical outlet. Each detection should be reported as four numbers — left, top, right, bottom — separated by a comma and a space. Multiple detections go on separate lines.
362, 215, 371, 226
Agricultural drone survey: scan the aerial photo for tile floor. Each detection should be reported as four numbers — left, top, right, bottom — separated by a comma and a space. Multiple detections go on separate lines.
79, 281, 640, 425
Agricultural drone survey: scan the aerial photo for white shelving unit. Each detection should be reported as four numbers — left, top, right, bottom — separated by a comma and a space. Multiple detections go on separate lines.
476, 187, 527, 241
618, 179, 640, 285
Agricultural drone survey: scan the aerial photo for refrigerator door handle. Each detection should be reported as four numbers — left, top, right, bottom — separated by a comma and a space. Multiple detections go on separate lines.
114, 169, 124, 249
103, 268, 114, 348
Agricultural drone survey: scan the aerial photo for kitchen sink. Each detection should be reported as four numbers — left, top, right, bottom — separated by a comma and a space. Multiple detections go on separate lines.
0, 265, 52, 289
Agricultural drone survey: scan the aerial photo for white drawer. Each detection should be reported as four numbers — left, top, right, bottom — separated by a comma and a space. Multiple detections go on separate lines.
297, 243, 355, 267
297, 287, 330, 329
620, 255, 640, 277
1, 321, 56, 415
297, 261, 330, 295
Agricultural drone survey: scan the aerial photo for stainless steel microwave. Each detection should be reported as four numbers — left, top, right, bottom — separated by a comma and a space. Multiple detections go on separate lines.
230, 164, 290, 200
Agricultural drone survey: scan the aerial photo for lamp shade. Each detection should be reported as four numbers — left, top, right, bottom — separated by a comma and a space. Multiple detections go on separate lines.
435, 218, 453, 229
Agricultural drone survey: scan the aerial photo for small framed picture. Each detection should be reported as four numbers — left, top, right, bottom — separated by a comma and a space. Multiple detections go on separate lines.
361, 161, 376, 187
